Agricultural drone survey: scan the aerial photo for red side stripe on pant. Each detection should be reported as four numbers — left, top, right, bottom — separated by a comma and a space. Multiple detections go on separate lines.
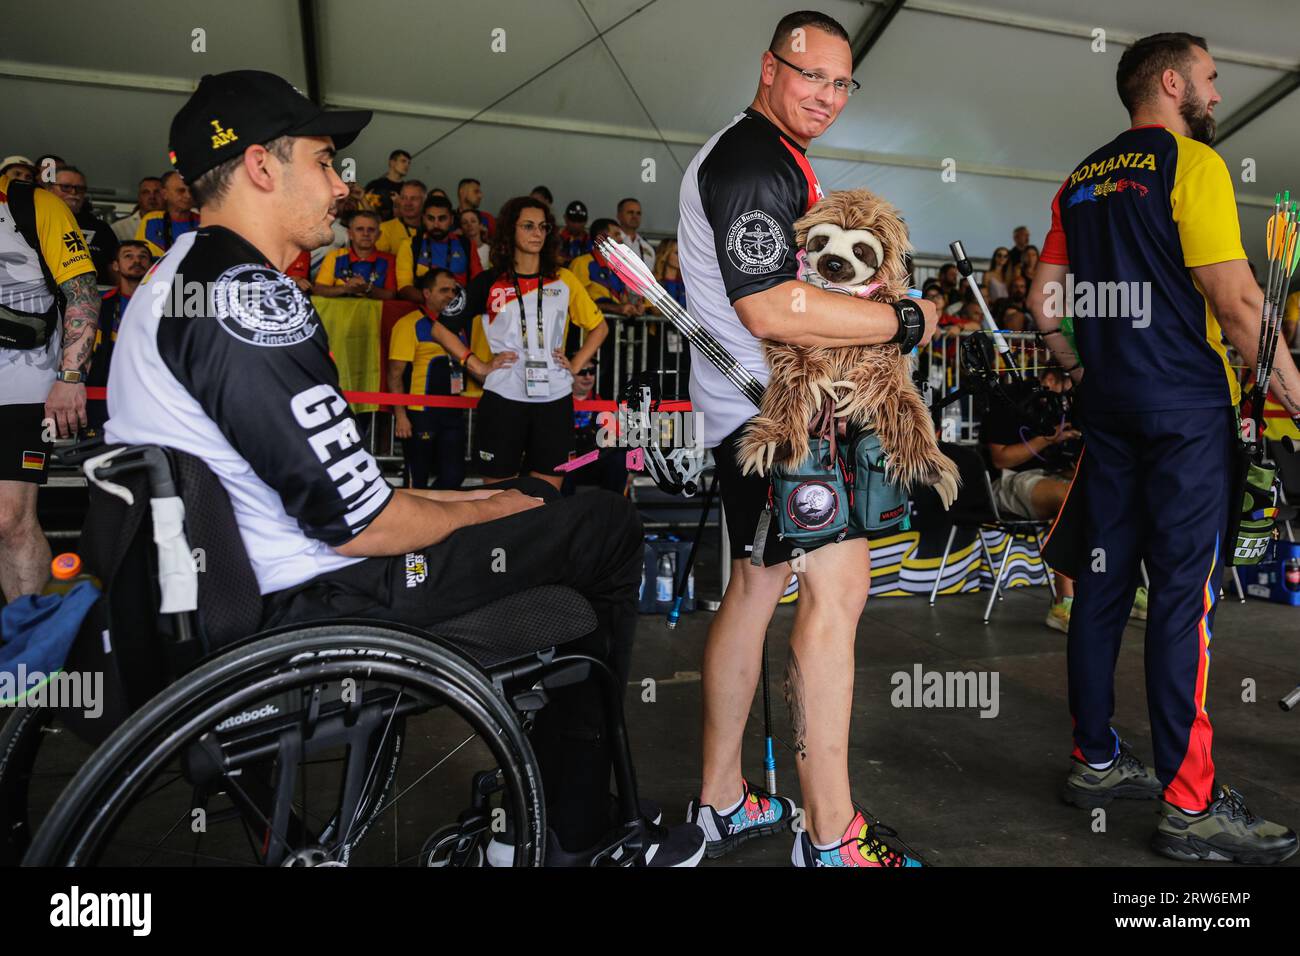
1164, 536, 1218, 811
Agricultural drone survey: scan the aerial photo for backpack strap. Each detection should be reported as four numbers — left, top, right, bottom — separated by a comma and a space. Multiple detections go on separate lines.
7, 179, 64, 310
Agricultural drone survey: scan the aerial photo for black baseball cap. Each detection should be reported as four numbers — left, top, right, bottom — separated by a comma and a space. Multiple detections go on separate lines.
565, 200, 588, 221
169, 70, 372, 182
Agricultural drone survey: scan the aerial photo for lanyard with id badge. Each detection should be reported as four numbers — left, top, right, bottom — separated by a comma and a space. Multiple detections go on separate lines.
514, 274, 551, 399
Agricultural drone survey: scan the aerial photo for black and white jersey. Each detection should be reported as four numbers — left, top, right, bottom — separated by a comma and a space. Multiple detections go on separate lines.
105, 227, 392, 595
677, 107, 825, 448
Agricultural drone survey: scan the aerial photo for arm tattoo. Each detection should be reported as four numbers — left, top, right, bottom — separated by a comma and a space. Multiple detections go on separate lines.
58, 272, 100, 372
784, 648, 807, 762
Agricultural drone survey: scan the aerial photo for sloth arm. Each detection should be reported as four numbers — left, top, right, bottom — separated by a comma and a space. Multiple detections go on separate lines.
734, 280, 936, 347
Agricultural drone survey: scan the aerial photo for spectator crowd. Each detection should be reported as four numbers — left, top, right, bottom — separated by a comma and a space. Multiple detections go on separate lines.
3, 147, 1295, 510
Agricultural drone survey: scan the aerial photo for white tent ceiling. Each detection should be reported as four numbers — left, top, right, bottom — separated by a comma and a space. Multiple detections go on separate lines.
1, 0, 1295, 265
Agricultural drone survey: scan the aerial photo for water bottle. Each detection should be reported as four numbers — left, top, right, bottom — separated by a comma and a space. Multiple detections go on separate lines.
1286, 557, 1300, 593
655, 553, 674, 603
43, 553, 101, 596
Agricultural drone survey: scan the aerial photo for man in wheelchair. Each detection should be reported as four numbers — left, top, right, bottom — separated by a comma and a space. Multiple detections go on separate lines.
94, 71, 703, 867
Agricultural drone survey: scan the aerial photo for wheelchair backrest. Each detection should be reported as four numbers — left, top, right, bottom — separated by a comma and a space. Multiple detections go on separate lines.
59, 448, 264, 743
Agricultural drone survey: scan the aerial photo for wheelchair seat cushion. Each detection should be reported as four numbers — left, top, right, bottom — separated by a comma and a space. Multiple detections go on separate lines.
429, 585, 598, 668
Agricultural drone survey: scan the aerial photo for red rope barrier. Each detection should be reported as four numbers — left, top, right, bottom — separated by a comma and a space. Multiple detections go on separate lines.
84, 385, 693, 412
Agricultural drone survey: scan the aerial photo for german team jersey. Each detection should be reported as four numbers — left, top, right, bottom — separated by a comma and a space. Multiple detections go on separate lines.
316, 246, 397, 289
105, 226, 392, 594
136, 210, 200, 258
1041, 125, 1245, 412
389, 309, 474, 402
568, 252, 630, 306
440, 265, 605, 403
0, 174, 96, 405
376, 217, 419, 255
396, 234, 477, 289
677, 107, 825, 447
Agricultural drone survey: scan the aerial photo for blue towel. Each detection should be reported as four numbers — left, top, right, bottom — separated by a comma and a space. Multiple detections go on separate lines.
0, 581, 100, 705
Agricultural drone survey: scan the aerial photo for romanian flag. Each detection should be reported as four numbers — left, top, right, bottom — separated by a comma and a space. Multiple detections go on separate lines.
21, 451, 45, 470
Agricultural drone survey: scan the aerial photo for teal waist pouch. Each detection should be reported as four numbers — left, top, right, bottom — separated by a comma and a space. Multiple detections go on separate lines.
769, 436, 851, 546
848, 429, 910, 533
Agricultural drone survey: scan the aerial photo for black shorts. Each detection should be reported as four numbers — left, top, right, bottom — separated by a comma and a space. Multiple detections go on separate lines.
713, 419, 866, 567
0, 403, 51, 485
475, 390, 574, 478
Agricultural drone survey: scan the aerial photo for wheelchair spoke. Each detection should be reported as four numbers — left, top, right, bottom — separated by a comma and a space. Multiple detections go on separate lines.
94, 835, 262, 867
131, 804, 195, 867
368, 731, 478, 820
132, 772, 185, 805
218, 769, 297, 864
334, 687, 405, 858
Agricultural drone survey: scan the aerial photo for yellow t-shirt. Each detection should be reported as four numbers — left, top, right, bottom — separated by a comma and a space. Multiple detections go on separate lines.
376, 217, 418, 256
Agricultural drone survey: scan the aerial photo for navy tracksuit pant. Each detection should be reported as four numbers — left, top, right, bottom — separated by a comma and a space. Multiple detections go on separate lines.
1067, 404, 1235, 811
403, 408, 466, 490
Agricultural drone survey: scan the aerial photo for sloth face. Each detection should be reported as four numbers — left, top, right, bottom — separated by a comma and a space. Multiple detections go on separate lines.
804, 223, 885, 288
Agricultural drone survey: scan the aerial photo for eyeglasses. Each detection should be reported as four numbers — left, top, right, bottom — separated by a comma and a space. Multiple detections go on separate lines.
54, 183, 88, 195
578, 367, 597, 375
768, 50, 860, 97
518, 221, 552, 234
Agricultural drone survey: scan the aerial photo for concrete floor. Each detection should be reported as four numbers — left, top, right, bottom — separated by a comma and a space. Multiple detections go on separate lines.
630, 550, 1300, 867
16, 500, 1300, 867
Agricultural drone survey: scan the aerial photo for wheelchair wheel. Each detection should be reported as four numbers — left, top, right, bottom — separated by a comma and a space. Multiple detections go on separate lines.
0, 707, 98, 865
23, 624, 544, 867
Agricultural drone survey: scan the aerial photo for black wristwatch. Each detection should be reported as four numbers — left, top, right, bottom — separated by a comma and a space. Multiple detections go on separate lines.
890, 298, 925, 352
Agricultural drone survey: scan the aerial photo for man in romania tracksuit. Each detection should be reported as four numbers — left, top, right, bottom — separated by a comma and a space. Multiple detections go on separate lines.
1029, 32, 1300, 864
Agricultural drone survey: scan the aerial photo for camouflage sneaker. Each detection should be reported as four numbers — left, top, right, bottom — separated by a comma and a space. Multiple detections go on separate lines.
1062, 741, 1162, 808
1152, 785, 1298, 865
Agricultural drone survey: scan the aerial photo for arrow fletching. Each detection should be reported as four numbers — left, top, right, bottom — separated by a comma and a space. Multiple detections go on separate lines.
595, 235, 656, 298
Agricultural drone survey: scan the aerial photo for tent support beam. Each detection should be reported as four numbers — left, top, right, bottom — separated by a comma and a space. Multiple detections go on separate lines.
298, 0, 323, 105
1215, 72, 1300, 143
852, 0, 907, 71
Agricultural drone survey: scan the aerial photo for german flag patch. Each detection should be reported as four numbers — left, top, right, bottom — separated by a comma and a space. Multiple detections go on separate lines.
21, 451, 46, 471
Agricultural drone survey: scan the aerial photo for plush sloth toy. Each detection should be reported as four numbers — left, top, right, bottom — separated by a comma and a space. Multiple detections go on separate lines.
738, 188, 959, 509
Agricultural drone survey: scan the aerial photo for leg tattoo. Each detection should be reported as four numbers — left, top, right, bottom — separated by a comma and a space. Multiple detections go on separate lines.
785, 648, 807, 761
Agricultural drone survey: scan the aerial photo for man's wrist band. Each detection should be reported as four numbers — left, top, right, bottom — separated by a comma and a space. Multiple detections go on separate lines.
890, 299, 925, 352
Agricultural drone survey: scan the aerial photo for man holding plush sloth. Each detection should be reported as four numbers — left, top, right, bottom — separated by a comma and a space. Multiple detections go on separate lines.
677, 9, 940, 866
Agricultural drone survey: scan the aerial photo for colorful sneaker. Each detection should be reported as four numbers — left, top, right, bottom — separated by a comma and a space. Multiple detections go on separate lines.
1152, 785, 1298, 865
1061, 740, 1161, 808
1130, 586, 1148, 622
1045, 596, 1072, 633
687, 779, 794, 858
792, 810, 922, 867
779, 573, 799, 605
